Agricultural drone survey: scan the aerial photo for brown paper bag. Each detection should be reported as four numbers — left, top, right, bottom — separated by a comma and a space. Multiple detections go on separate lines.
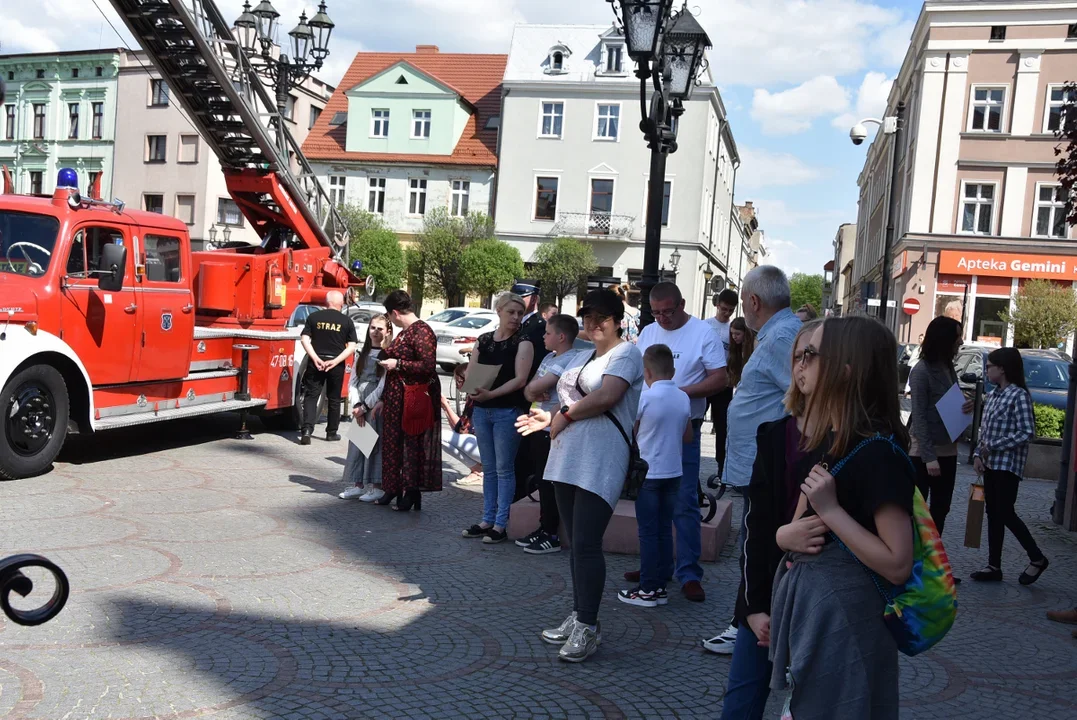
964, 482, 985, 548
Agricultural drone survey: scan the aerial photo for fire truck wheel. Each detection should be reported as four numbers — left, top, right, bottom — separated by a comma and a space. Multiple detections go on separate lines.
0, 365, 70, 480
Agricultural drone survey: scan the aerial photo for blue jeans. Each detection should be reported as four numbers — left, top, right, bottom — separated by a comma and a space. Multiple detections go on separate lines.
472, 405, 522, 528
719, 623, 772, 720
636, 475, 679, 592
674, 419, 704, 584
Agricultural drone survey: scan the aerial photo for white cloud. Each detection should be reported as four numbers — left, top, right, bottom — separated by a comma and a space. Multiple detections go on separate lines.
737, 148, 825, 191
751, 198, 849, 228
832, 71, 894, 132
751, 76, 849, 135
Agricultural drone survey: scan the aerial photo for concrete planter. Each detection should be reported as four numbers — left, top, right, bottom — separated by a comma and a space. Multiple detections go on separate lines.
1025, 438, 1062, 481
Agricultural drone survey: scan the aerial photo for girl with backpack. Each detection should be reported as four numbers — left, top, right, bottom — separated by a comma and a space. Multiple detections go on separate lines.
770, 316, 915, 720
970, 347, 1049, 585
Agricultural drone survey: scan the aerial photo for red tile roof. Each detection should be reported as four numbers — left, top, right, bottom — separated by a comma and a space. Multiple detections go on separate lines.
302, 49, 507, 168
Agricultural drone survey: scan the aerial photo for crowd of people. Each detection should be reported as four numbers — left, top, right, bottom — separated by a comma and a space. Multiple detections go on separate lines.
296, 264, 1059, 708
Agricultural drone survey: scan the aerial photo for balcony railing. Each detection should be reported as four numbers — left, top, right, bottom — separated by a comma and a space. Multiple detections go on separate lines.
550, 211, 636, 239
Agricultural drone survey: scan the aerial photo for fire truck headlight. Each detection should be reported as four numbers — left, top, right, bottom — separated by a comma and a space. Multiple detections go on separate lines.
25, 321, 38, 336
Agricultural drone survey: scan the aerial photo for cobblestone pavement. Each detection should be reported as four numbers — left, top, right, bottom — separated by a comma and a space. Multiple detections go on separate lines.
1, 404, 1075, 719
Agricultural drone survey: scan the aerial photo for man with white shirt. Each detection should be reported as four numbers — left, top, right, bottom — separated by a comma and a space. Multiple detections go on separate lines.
705, 289, 739, 478
634, 282, 728, 602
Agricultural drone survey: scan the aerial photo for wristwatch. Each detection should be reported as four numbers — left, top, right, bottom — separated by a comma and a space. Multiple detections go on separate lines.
560, 405, 574, 423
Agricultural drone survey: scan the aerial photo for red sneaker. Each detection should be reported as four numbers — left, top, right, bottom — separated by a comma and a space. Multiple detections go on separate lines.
682, 580, 706, 602
624, 569, 640, 582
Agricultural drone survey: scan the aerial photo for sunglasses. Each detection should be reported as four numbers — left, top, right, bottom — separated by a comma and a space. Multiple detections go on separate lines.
794, 346, 822, 366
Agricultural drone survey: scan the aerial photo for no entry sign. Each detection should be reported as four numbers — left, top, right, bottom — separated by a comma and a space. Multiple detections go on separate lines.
903, 298, 921, 315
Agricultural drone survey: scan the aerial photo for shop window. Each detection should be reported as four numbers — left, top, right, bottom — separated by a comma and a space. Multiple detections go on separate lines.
971, 296, 1009, 343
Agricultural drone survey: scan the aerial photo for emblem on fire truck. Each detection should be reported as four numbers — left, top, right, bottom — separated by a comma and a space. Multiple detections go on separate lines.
161, 312, 173, 331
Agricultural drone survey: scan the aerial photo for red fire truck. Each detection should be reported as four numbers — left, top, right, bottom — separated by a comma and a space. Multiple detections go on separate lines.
0, 0, 366, 480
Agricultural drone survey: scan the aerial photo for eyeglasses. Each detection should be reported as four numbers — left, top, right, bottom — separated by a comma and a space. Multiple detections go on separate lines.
652, 307, 678, 319
794, 347, 822, 366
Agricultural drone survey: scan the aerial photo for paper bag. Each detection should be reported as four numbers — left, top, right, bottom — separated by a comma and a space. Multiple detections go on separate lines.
964, 482, 985, 549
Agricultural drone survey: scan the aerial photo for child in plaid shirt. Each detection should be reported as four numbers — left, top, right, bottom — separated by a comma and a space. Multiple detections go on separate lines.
970, 347, 1049, 585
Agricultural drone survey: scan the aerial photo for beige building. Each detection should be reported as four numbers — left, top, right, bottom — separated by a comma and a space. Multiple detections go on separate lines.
824, 223, 856, 315
112, 50, 333, 249
852, 0, 1077, 347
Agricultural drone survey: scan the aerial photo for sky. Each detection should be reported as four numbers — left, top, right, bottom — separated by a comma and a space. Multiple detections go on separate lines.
2, 0, 926, 277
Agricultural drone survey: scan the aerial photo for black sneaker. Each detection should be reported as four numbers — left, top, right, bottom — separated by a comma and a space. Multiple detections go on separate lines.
326, 432, 341, 442
462, 524, 490, 539
299, 433, 312, 446
618, 586, 660, 608
482, 528, 508, 544
523, 532, 561, 555
515, 528, 543, 548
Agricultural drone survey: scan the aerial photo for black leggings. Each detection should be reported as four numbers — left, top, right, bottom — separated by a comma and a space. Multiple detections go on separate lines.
912, 455, 957, 536
983, 469, 1044, 569
554, 483, 614, 626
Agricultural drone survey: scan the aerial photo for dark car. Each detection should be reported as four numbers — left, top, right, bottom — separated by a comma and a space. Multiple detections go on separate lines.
955, 346, 1070, 410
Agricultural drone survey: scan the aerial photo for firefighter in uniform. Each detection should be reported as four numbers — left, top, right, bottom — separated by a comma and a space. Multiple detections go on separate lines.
299, 290, 358, 445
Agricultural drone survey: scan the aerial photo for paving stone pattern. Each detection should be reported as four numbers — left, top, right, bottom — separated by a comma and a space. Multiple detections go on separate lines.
0, 404, 1075, 719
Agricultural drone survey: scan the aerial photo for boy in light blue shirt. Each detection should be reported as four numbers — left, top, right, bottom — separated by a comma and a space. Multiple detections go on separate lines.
619, 344, 693, 608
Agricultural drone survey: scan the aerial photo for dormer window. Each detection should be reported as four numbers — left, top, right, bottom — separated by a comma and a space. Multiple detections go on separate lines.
552, 52, 564, 71
605, 44, 624, 73
545, 44, 571, 74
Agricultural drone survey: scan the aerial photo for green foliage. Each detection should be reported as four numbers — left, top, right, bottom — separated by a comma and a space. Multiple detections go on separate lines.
789, 273, 824, 313
336, 205, 404, 295
531, 237, 598, 303
415, 208, 498, 305
461, 238, 524, 299
1000, 278, 1077, 349
404, 246, 424, 311
1034, 402, 1065, 439
1054, 80, 1077, 226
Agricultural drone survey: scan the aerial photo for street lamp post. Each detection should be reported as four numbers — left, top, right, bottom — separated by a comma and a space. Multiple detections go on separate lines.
606, 0, 711, 329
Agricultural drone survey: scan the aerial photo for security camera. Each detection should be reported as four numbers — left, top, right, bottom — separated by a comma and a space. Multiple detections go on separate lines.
850, 123, 868, 146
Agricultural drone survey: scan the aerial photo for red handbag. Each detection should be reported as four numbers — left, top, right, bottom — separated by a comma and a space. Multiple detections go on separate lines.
402, 382, 434, 436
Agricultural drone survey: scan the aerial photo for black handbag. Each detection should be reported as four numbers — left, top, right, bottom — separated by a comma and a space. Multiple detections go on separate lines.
574, 352, 649, 501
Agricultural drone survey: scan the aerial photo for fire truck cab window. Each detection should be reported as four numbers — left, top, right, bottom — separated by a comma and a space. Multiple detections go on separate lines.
0, 210, 61, 277
67, 227, 125, 277
143, 234, 182, 282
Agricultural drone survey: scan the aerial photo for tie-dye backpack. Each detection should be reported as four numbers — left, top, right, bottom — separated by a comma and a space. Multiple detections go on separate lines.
827, 433, 958, 657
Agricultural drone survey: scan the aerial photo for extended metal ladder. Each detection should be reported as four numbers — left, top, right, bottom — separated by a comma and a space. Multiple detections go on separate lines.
108, 0, 347, 258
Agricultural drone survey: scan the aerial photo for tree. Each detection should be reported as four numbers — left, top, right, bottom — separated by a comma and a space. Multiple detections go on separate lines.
461, 238, 525, 302
336, 204, 404, 295
789, 273, 824, 313
1053, 80, 1077, 226
414, 208, 497, 306
531, 237, 598, 304
1000, 278, 1077, 349
404, 246, 425, 312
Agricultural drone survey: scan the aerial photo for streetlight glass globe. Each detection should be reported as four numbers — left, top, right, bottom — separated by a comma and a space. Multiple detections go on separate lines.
614, 0, 676, 63
234, 1, 259, 52
289, 12, 314, 63
308, 2, 335, 63
252, 0, 280, 44
662, 10, 711, 101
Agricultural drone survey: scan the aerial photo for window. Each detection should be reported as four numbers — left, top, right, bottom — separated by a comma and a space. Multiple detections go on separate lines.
647, 181, 673, 227
990, 25, 1006, 41
969, 87, 1005, 132
367, 177, 385, 213
534, 176, 559, 220
66, 227, 124, 277
1045, 85, 1075, 133
175, 194, 195, 225
450, 180, 470, 216
5, 105, 15, 140
590, 178, 615, 235
68, 103, 79, 139
606, 44, 624, 73
143, 234, 182, 282
412, 109, 431, 138
95, 67, 103, 77
92, 102, 104, 139
540, 101, 564, 138
371, 109, 390, 137
146, 135, 167, 162
283, 95, 296, 121
960, 183, 996, 235
144, 194, 165, 214
595, 104, 620, 140
35, 69, 44, 79
328, 175, 346, 208
88, 172, 101, 197
150, 79, 169, 106
32, 104, 45, 139
309, 106, 321, 130
72, 68, 79, 79
217, 198, 242, 226
409, 178, 427, 215
552, 51, 564, 71
178, 134, 198, 163
1034, 184, 1068, 238
29, 171, 43, 195
6, 72, 12, 81
1069, 23, 1077, 39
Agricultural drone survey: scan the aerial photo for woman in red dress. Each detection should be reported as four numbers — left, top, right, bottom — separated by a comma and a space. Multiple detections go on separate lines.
377, 290, 443, 511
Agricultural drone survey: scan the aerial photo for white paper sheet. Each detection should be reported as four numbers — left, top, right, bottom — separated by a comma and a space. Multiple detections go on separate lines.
461, 363, 501, 395
347, 419, 379, 457
936, 382, 973, 443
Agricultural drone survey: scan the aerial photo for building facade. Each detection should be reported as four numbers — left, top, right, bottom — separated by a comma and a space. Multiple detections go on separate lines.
303, 46, 505, 244
494, 24, 740, 313
852, 0, 1077, 348
0, 49, 123, 200
824, 223, 856, 315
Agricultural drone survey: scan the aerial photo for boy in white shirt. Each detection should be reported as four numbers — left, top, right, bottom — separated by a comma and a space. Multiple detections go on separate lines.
619, 344, 693, 608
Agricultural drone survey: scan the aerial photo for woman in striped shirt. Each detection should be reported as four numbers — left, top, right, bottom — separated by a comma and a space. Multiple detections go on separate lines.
970, 347, 1049, 585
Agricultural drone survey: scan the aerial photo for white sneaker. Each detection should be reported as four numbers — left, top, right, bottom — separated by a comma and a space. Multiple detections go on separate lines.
359, 488, 384, 503
339, 486, 366, 500
702, 623, 738, 655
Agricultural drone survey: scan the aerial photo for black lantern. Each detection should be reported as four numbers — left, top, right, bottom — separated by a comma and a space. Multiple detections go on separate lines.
669, 247, 682, 272
252, 0, 280, 46
308, 1, 335, 64
612, 0, 675, 63
234, 1, 259, 53
662, 9, 711, 101
289, 12, 314, 64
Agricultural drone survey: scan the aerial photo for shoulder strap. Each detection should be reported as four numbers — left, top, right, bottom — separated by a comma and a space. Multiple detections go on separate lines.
827, 433, 914, 476
574, 351, 632, 449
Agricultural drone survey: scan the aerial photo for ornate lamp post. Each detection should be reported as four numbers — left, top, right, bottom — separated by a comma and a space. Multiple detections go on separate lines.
234, 0, 335, 119
606, 1, 711, 328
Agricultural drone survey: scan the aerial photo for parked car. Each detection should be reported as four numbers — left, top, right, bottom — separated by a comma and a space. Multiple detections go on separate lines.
347, 301, 386, 343
435, 313, 498, 372
955, 346, 1070, 411
424, 306, 493, 333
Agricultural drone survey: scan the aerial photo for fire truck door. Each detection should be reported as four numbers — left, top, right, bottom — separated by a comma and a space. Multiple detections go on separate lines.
133, 231, 195, 382
59, 225, 139, 385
